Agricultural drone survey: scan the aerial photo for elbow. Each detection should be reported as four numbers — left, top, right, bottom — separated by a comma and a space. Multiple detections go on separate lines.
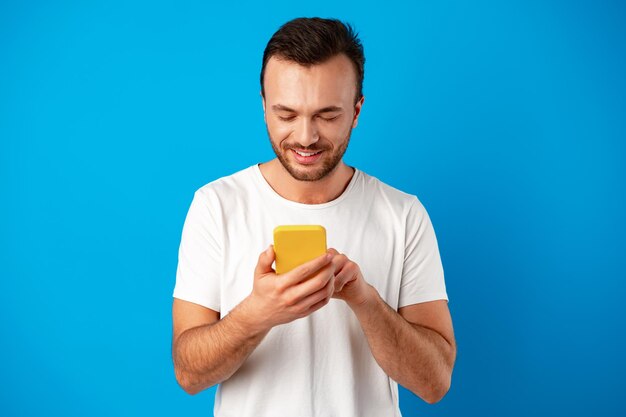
182, 386, 201, 396
423, 380, 450, 404
175, 368, 194, 395
422, 374, 452, 405
174, 367, 203, 396
174, 365, 219, 395
181, 383, 201, 396
424, 342, 456, 404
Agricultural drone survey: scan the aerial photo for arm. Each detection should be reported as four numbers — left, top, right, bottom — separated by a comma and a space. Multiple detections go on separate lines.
172, 245, 337, 395
172, 297, 269, 395
350, 285, 456, 404
327, 197, 454, 403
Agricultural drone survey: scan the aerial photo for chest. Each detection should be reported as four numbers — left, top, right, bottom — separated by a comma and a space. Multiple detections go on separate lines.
217, 200, 407, 314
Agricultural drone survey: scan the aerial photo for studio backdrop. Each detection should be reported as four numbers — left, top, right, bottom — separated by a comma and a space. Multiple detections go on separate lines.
1, 1, 625, 416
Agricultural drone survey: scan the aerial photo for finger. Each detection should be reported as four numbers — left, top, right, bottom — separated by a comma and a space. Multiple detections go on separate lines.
307, 273, 336, 313
292, 272, 335, 313
279, 251, 332, 286
325, 250, 346, 292
334, 262, 357, 291
327, 247, 340, 256
305, 294, 332, 315
254, 245, 276, 277
329, 252, 349, 278
285, 263, 335, 301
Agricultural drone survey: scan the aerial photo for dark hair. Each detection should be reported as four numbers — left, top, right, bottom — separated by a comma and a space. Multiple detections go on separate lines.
260, 17, 365, 104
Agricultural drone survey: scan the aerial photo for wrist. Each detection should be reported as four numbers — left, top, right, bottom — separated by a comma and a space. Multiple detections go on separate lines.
234, 295, 272, 336
348, 284, 378, 314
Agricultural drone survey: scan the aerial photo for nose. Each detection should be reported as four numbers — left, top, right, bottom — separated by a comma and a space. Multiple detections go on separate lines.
295, 118, 319, 147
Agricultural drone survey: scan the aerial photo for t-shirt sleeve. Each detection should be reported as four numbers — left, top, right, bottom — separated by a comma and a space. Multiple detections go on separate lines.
172, 188, 222, 312
398, 197, 448, 308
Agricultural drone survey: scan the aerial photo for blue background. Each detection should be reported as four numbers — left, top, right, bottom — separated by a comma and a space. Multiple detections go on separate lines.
1, 0, 625, 415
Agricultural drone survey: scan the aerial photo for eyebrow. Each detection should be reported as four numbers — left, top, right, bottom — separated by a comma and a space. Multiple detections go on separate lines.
271, 104, 344, 114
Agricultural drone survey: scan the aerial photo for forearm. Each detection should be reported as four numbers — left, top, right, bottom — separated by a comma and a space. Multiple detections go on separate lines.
350, 285, 455, 404
173, 297, 270, 395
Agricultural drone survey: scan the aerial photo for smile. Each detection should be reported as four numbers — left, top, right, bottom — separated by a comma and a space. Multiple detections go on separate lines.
291, 149, 324, 164
293, 149, 322, 157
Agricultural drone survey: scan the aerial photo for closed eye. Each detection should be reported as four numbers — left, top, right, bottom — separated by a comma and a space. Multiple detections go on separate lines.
277, 115, 340, 122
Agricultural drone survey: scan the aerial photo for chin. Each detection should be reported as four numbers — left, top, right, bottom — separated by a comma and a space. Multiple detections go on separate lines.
286, 158, 330, 181
288, 166, 329, 182
267, 130, 352, 182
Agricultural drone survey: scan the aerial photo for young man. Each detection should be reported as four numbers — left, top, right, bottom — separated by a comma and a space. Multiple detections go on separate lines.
172, 17, 456, 417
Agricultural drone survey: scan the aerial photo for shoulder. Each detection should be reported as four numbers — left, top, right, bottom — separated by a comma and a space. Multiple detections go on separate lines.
357, 168, 423, 216
194, 164, 257, 204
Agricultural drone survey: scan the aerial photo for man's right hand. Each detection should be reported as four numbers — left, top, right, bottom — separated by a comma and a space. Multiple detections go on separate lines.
243, 245, 336, 332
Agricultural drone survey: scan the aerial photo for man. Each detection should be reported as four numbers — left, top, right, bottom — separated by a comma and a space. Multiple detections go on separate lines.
172, 17, 456, 417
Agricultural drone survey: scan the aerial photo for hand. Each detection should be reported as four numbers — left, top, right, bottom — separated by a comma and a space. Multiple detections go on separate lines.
327, 248, 372, 308
244, 245, 336, 331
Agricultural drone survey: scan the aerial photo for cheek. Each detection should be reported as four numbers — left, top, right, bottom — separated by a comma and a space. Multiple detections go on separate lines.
318, 120, 350, 139
267, 120, 293, 142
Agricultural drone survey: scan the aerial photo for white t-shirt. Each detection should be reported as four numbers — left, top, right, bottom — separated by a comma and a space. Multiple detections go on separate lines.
173, 163, 448, 417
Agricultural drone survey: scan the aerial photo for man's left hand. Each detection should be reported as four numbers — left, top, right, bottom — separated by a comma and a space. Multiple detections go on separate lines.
327, 248, 373, 308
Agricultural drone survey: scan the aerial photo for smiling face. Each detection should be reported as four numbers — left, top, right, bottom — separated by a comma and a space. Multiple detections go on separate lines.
262, 53, 364, 181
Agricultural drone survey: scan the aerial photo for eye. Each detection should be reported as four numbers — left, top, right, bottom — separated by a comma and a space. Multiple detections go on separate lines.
278, 115, 296, 122
320, 115, 339, 122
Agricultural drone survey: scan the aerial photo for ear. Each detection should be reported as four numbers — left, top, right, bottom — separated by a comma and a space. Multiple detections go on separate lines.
352, 95, 365, 128
260, 91, 267, 122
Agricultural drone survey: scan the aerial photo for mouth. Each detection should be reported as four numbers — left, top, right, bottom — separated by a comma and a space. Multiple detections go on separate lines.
290, 149, 324, 164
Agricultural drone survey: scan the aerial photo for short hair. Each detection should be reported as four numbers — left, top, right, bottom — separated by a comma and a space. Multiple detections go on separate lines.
260, 17, 365, 104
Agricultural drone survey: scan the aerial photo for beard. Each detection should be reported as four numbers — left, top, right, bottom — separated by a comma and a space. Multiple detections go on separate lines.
267, 127, 353, 182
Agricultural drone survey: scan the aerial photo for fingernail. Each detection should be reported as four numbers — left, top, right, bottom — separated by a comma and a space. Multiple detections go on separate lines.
326, 253, 333, 261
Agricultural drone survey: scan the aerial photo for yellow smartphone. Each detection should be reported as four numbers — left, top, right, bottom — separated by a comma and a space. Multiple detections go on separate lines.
273, 225, 327, 274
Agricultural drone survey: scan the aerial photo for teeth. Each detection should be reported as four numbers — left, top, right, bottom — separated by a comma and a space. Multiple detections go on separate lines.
295, 150, 320, 157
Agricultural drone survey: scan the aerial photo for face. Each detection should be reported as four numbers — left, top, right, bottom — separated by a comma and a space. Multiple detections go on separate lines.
262, 53, 364, 181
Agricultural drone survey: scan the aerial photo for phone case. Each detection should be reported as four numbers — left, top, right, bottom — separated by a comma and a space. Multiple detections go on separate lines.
273, 225, 327, 274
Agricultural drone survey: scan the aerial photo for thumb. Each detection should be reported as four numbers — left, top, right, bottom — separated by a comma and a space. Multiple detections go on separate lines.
254, 244, 276, 277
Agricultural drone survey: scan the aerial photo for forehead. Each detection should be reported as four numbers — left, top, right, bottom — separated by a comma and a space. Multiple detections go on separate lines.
263, 53, 357, 109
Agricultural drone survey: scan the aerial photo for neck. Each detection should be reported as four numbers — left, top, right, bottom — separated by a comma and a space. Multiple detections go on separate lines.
258, 159, 355, 204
